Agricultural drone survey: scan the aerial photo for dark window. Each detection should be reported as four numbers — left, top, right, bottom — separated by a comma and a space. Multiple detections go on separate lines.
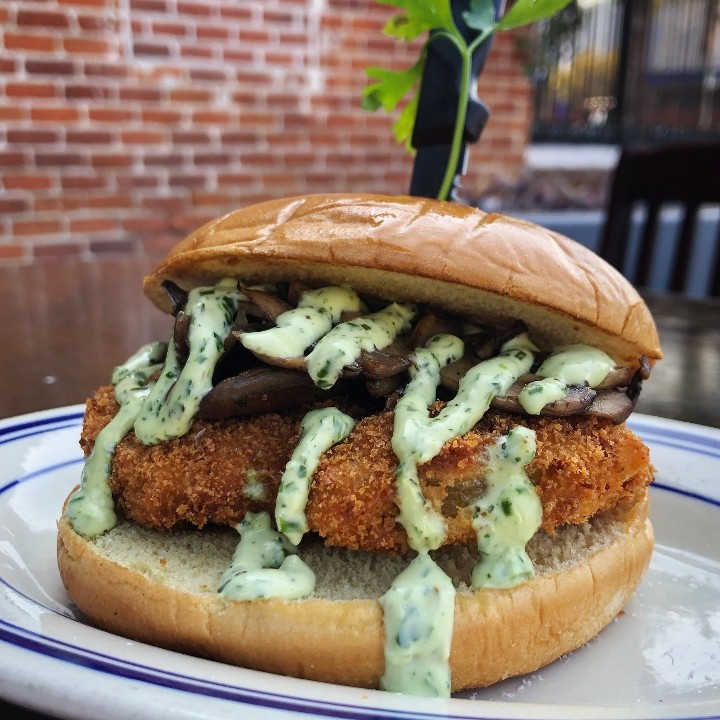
531, 0, 720, 144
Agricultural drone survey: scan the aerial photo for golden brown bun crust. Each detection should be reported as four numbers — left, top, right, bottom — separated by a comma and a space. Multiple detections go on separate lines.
143, 194, 661, 364
57, 493, 653, 692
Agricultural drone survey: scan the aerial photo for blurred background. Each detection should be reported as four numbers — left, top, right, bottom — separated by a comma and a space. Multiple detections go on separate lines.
1, 0, 719, 280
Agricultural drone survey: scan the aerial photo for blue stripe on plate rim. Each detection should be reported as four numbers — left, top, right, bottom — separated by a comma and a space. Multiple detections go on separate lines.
0, 409, 84, 446
629, 417, 720, 460
1, 408, 719, 720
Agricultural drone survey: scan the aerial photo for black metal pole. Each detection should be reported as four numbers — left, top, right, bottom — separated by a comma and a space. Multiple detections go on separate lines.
409, 0, 503, 201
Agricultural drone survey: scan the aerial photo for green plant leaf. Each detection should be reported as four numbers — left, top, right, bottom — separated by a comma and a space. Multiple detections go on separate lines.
392, 90, 420, 152
377, 0, 456, 41
463, 0, 499, 34
362, 0, 573, 191
361, 59, 424, 114
495, 0, 573, 31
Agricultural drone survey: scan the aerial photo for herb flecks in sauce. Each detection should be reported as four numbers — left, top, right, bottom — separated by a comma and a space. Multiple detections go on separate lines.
240, 286, 363, 359
393, 332, 536, 552
518, 344, 615, 415
111, 341, 167, 386
243, 469, 267, 502
471, 426, 542, 588
392, 333, 465, 551
68, 277, 624, 698
134, 279, 242, 444
275, 407, 355, 545
379, 550, 455, 697
66, 343, 168, 536
385, 331, 538, 697
218, 511, 316, 600
306, 302, 416, 389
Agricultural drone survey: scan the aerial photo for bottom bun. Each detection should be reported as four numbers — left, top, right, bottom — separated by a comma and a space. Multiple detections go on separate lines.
57, 493, 653, 692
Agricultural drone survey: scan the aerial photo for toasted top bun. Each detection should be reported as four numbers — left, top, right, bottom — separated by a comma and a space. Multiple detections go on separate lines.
58, 493, 653, 692
143, 193, 661, 365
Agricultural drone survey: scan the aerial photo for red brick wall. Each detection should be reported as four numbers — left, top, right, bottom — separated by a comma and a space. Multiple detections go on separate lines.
1, 0, 533, 264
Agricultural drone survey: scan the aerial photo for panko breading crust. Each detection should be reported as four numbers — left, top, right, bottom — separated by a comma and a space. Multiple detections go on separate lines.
81, 386, 653, 553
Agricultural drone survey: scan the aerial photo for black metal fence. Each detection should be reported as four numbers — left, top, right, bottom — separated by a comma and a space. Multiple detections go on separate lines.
531, 0, 720, 144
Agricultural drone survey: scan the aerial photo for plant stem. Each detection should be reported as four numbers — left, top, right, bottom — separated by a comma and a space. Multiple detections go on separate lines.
436, 28, 495, 202
469, 28, 494, 56
437, 46, 471, 201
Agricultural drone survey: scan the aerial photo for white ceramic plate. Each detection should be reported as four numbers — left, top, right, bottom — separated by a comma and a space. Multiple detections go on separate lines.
1, 406, 719, 720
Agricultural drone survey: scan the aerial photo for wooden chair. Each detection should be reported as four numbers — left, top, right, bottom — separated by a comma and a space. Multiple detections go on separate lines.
598, 142, 720, 296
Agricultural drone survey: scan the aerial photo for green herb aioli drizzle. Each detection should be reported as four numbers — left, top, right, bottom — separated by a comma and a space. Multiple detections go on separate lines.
471, 426, 542, 588
518, 344, 615, 415
275, 407, 356, 545
65, 279, 579, 698
65, 342, 168, 537
392, 333, 465, 551
379, 550, 455, 697
240, 286, 363, 359
384, 331, 537, 697
134, 279, 242, 444
111, 341, 167, 386
392, 332, 537, 551
306, 302, 416, 389
218, 511, 316, 600
243, 468, 267, 502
